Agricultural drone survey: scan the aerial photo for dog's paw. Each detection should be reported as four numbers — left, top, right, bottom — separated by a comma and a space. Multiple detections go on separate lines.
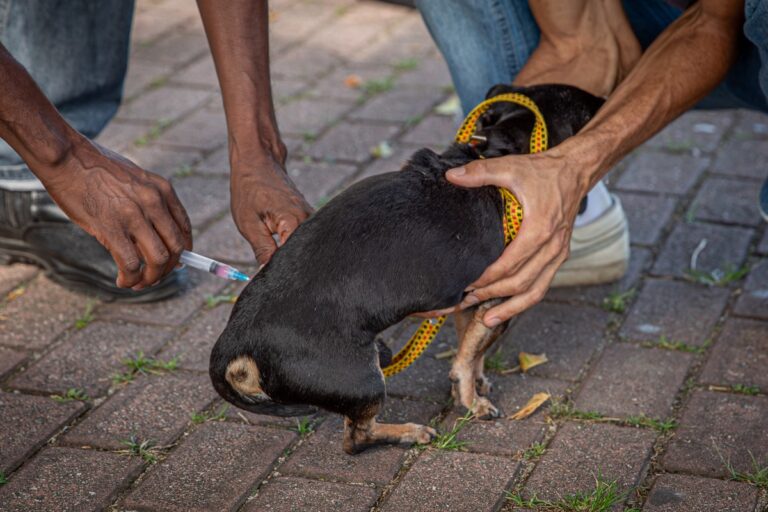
410, 424, 438, 445
475, 376, 492, 396
471, 397, 501, 420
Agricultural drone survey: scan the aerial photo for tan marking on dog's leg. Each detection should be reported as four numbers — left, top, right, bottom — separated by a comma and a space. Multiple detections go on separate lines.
225, 355, 266, 397
474, 355, 492, 396
343, 405, 436, 455
450, 301, 507, 419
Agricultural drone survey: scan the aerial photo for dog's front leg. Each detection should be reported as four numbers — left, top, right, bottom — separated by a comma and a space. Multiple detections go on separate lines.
343, 405, 436, 455
450, 300, 508, 419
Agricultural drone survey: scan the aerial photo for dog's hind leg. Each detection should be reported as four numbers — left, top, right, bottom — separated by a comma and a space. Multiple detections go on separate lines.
342, 402, 436, 455
450, 300, 509, 419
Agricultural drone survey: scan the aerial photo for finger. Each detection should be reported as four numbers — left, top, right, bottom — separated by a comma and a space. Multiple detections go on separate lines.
148, 205, 187, 277
482, 250, 568, 327
274, 214, 301, 246
107, 231, 143, 289
461, 229, 568, 307
240, 220, 278, 265
130, 219, 171, 289
445, 159, 505, 188
411, 306, 458, 318
153, 178, 193, 250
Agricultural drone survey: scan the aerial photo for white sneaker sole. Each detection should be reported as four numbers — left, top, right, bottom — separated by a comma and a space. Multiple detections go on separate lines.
551, 194, 630, 288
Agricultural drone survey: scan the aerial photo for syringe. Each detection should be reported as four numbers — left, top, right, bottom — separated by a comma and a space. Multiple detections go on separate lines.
179, 250, 250, 282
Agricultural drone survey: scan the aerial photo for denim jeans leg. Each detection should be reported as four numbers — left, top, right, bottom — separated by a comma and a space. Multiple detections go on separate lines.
0, 0, 135, 169
415, 0, 539, 114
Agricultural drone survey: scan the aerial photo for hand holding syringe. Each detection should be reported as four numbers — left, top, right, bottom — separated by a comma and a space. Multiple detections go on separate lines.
179, 250, 249, 281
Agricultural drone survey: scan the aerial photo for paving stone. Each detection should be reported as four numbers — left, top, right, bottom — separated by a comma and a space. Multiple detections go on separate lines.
351, 87, 440, 123
663, 390, 768, 477
0, 347, 27, 380
712, 138, 768, 180
0, 447, 142, 512
758, 230, 768, 254
99, 271, 228, 326
401, 114, 458, 147
0, 392, 84, 473
162, 303, 231, 372
693, 176, 763, 226
384, 317, 454, 401
155, 109, 228, 151
123, 422, 295, 512
134, 29, 210, 66
64, 373, 217, 450
397, 54, 454, 89
382, 450, 516, 512
615, 151, 710, 195
444, 374, 568, 457
194, 214, 256, 264
497, 303, 610, 381
355, 143, 424, 182
274, 78, 310, 103
310, 66, 393, 102
644, 473, 759, 512
269, 0, 337, 46
171, 175, 229, 227
276, 98, 353, 136
10, 321, 174, 397
122, 144, 202, 179
309, 121, 400, 163
621, 279, 730, 345
244, 476, 378, 512
272, 44, 343, 79
95, 119, 153, 152
172, 56, 219, 88
131, 3, 191, 44
646, 110, 734, 153
356, 17, 436, 65
574, 344, 692, 419
0, 262, 37, 297
281, 417, 408, 484
615, 192, 678, 246
652, 222, 753, 279
546, 246, 651, 306
195, 145, 229, 175
286, 158, 358, 206
699, 318, 768, 389
731, 109, 768, 137
119, 86, 212, 123
0, 274, 88, 349
733, 258, 768, 320
523, 422, 656, 501
222, 398, 302, 429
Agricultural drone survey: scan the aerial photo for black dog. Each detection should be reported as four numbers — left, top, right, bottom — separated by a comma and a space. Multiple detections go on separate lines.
210, 84, 603, 454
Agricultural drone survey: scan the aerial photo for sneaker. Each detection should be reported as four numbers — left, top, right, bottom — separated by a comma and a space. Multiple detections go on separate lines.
760, 176, 768, 223
0, 165, 186, 302
551, 193, 630, 287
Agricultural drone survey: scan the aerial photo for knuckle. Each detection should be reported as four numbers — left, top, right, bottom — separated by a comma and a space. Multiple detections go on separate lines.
123, 257, 141, 275
152, 249, 170, 266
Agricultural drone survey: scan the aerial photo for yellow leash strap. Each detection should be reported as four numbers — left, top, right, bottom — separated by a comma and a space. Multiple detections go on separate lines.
382, 92, 547, 378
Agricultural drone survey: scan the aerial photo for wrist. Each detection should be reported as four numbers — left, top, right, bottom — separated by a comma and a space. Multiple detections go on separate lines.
548, 133, 607, 195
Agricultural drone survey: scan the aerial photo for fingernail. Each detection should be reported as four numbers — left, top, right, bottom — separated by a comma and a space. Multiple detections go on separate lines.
462, 294, 479, 307
485, 316, 501, 328
447, 167, 465, 177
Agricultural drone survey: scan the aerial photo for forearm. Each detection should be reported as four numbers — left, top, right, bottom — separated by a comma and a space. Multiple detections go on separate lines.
196, 0, 283, 169
557, 2, 743, 191
0, 43, 82, 179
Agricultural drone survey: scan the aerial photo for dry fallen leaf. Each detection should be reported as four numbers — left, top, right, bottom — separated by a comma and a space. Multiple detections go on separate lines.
519, 352, 548, 372
6, 286, 25, 302
435, 347, 457, 360
509, 392, 551, 420
344, 74, 362, 89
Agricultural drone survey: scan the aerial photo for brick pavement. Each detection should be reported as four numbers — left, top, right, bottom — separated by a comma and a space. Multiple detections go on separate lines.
0, 0, 767, 510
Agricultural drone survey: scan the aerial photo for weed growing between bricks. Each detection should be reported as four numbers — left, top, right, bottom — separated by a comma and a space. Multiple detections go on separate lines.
507, 474, 633, 512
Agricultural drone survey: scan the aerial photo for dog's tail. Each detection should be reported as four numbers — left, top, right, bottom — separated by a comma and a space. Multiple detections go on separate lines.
210, 354, 317, 417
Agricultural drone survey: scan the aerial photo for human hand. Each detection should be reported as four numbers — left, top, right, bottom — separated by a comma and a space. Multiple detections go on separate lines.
446, 151, 590, 326
41, 139, 192, 290
230, 152, 313, 265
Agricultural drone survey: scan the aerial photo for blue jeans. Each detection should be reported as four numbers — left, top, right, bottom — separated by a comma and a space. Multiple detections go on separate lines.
0, 0, 135, 168
417, 0, 768, 116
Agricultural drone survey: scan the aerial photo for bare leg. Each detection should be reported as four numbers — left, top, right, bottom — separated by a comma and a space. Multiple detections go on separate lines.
450, 300, 508, 419
343, 404, 436, 455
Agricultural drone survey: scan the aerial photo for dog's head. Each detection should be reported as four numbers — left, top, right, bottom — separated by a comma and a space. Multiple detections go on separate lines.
472, 84, 604, 157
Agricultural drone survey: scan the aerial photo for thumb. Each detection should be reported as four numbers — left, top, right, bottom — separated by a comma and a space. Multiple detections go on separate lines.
445, 160, 497, 188
240, 221, 278, 266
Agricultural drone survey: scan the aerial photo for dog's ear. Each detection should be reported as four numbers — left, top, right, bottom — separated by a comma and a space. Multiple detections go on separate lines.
484, 83, 521, 99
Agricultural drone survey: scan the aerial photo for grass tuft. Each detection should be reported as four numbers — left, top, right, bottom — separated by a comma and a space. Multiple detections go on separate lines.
361, 76, 395, 96
731, 384, 760, 396
625, 414, 677, 434
121, 351, 179, 375
74, 300, 96, 330
120, 435, 159, 464
0, 471, 7, 485
204, 294, 237, 309
723, 452, 768, 489
393, 57, 419, 72
549, 401, 603, 421
647, 335, 706, 354
291, 417, 315, 437
601, 288, 635, 314
507, 474, 630, 512
430, 410, 473, 451
483, 352, 507, 373
190, 405, 229, 424
51, 388, 89, 403
523, 442, 546, 461
686, 264, 749, 287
